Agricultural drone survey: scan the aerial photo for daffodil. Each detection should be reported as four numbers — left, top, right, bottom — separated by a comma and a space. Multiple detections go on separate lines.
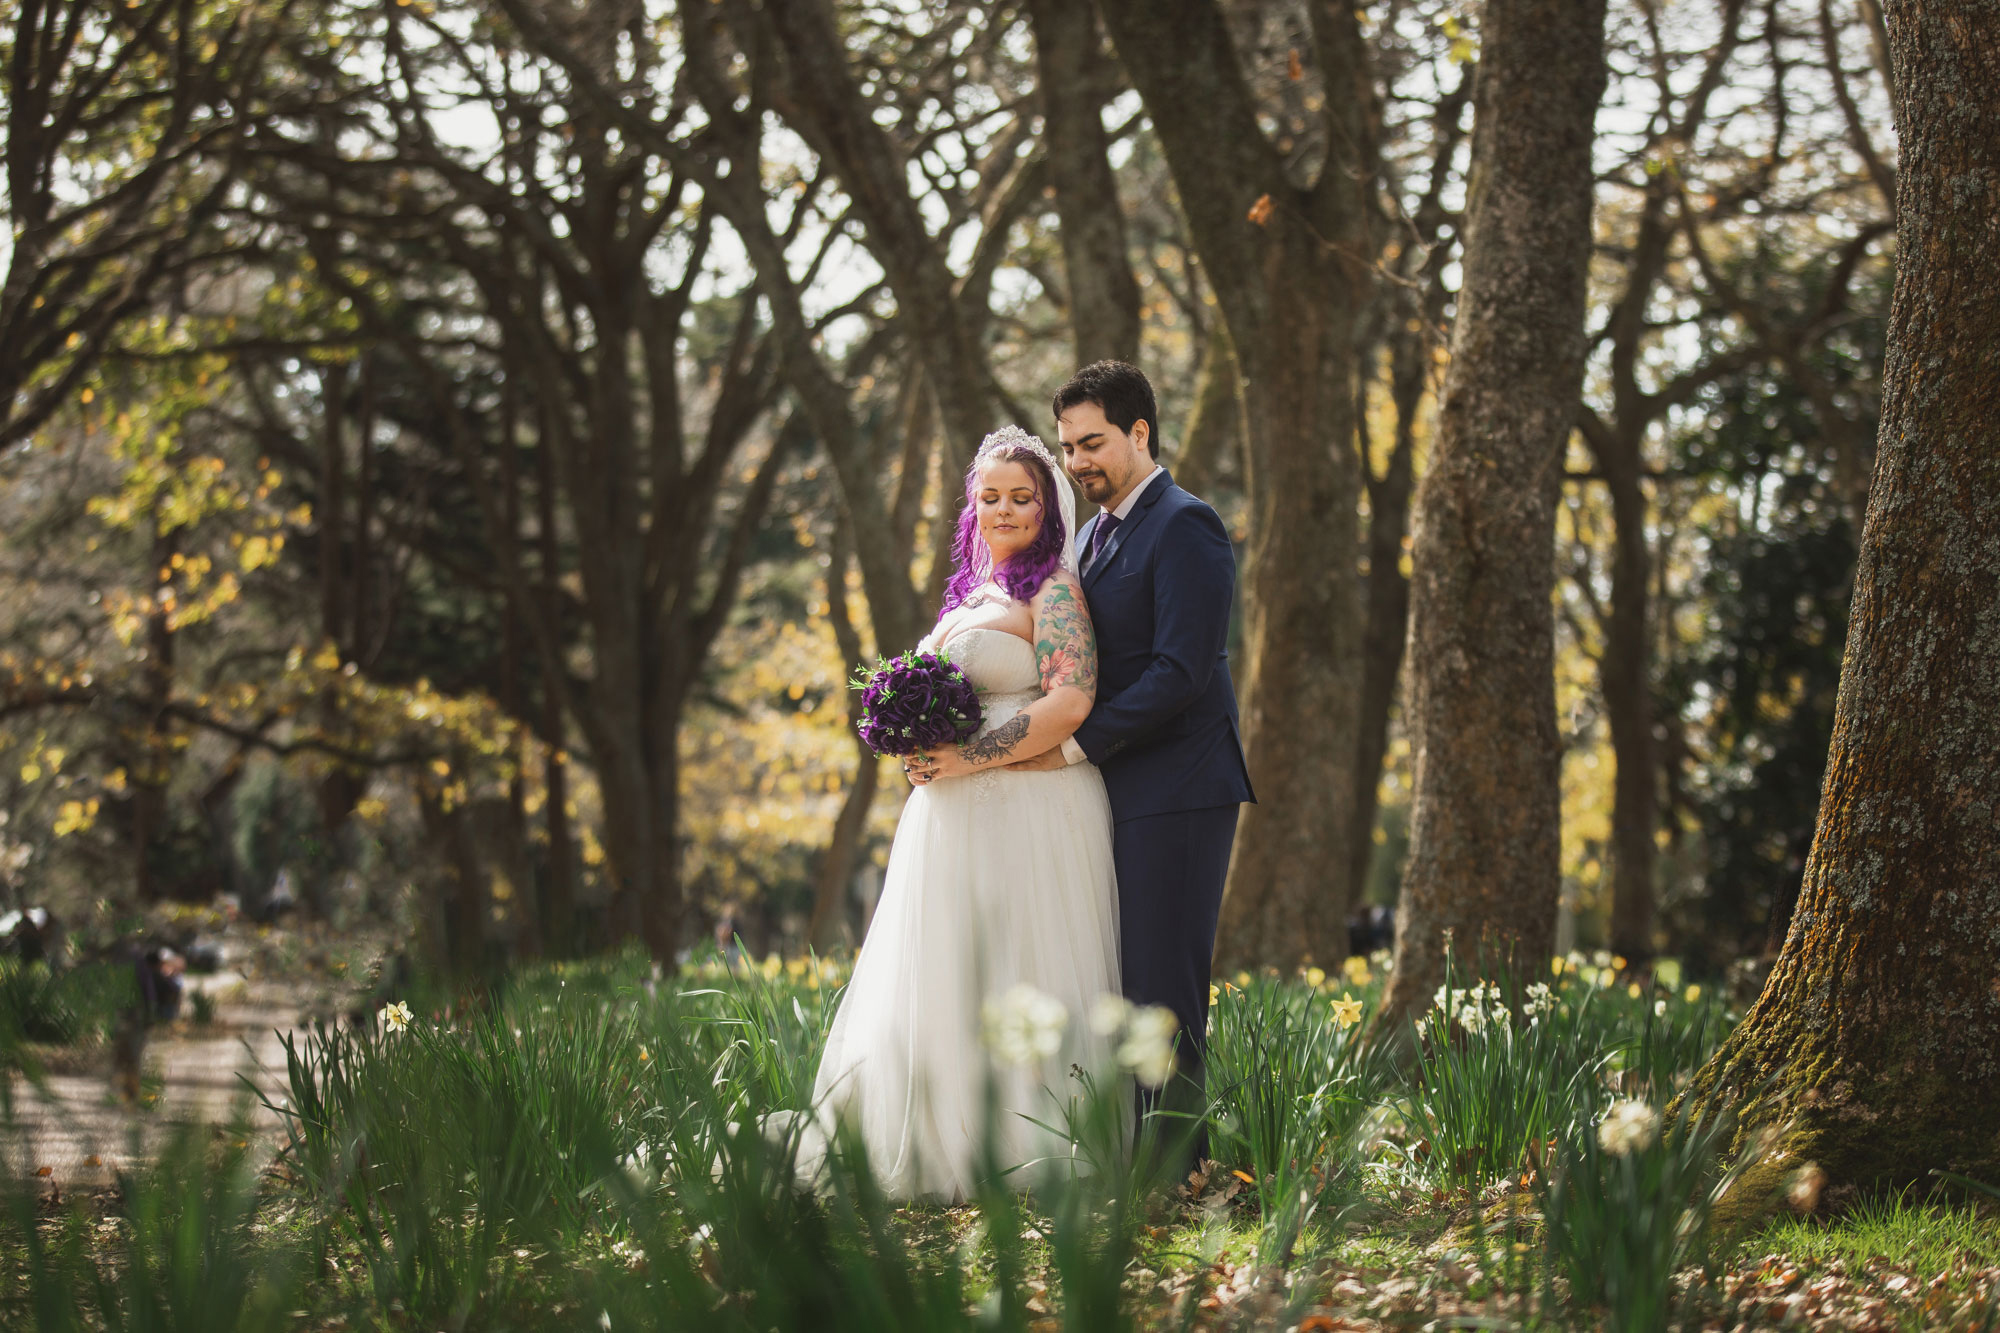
1090, 993, 1133, 1038
380, 1000, 413, 1034
1116, 1005, 1180, 1088
981, 983, 1069, 1067
1330, 992, 1363, 1028
1303, 965, 1326, 990
1596, 1099, 1659, 1156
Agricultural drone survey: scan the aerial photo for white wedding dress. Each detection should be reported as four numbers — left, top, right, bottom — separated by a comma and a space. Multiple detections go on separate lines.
796, 624, 1122, 1200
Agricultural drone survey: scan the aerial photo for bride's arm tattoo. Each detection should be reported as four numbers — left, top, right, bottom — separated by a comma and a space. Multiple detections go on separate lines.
1035, 579, 1098, 696
960, 713, 1031, 766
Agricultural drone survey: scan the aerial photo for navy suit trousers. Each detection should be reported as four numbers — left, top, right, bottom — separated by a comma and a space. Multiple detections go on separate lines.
1115, 802, 1239, 1165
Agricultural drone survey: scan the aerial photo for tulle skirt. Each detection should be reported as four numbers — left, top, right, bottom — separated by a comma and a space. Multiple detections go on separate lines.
800, 758, 1122, 1200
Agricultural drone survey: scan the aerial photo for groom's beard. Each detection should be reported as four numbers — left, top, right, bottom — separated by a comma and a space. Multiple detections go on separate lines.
1071, 470, 1113, 504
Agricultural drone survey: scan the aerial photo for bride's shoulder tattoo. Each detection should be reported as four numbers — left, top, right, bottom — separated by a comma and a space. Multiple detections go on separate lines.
1034, 576, 1097, 697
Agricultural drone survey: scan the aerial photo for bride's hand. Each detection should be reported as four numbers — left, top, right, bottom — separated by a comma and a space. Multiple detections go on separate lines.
923, 748, 974, 782
903, 749, 971, 785
1004, 749, 1068, 773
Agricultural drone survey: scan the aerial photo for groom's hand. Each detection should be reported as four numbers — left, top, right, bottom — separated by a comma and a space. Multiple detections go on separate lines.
1005, 749, 1068, 773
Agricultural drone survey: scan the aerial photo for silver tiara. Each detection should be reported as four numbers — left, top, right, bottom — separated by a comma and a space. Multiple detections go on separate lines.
977, 424, 1061, 477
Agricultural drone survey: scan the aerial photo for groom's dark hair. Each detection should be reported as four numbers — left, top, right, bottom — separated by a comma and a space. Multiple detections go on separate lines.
1052, 361, 1160, 460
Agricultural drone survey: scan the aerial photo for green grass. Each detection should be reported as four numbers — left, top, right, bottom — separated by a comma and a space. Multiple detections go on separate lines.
0, 946, 1983, 1331
1746, 1189, 2000, 1284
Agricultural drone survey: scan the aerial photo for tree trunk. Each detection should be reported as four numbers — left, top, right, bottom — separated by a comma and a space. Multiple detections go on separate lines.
1347, 64, 1471, 913
535, 407, 577, 954
1173, 322, 1244, 500
314, 360, 364, 913
498, 374, 542, 957
1683, 0, 2000, 1195
754, 0, 1000, 454
1025, 0, 1142, 365
1600, 439, 1659, 965
131, 526, 179, 904
1219, 278, 1366, 968
1378, 0, 1608, 1027
1095, 0, 1376, 969
1347, 321, 1421, 910
806, 531, 880, 952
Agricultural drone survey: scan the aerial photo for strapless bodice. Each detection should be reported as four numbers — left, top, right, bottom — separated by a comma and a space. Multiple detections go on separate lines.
920, 627, 1041, 730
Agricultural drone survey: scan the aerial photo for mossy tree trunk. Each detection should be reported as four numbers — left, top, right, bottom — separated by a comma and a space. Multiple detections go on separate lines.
1683, 0, 2000, 1194
1375, 0, 1608, 1028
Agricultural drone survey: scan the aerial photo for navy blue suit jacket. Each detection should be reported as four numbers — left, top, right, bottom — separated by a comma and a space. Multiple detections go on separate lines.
1073, 469, 1256, 821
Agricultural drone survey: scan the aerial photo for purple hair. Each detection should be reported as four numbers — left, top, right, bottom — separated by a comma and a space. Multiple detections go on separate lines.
939, 437, 1067, 613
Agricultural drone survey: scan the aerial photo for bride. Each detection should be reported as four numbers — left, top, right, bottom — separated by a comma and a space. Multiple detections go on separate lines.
796, 425, 1121, 1200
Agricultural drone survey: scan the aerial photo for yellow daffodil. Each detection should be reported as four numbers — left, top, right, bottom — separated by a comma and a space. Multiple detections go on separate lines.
1330, 992, 1364, 1028
1208, 983, 1220, 1007
1684, 984, 1702, 1004
1303, 966, 1327, 990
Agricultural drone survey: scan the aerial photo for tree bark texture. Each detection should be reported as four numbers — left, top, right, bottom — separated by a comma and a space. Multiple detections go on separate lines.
1096, 0, 1375, 969
1685, 0, 2000, 1193
1378, 0, 1608, 1027
1026, 0, 1142, 365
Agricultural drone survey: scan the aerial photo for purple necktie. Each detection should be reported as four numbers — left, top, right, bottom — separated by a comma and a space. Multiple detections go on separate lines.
1090, 511, 1122, 566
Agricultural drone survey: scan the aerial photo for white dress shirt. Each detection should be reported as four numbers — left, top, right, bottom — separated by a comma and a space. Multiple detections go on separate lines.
1059, 464, 1163, 766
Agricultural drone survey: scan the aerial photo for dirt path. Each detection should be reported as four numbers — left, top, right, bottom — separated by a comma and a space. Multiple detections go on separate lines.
4, 972, 314, 1187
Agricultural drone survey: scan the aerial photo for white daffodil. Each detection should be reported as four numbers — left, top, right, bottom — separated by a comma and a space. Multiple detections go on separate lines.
618, 1140, 656, 1190
379, 1000, 413, 1034
1090, 993, 1133, 1038
1596, 1099, 1660, 1156
1116, 1005, 1180, 1089
1523, 982, 1556, 1018
981, 983, 1069, 1067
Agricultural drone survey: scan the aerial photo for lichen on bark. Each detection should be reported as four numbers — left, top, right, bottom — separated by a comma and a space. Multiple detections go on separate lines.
1680, 0, 2000, 1200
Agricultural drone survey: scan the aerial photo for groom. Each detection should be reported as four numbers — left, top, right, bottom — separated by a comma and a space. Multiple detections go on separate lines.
1014, 360, 1255, 1168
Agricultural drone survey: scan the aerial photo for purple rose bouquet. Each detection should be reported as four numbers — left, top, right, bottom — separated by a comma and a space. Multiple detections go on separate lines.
850, 650, 983, 757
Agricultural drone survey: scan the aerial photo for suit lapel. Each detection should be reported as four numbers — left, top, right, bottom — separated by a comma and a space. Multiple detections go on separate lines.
1083, 467, 1174, 592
